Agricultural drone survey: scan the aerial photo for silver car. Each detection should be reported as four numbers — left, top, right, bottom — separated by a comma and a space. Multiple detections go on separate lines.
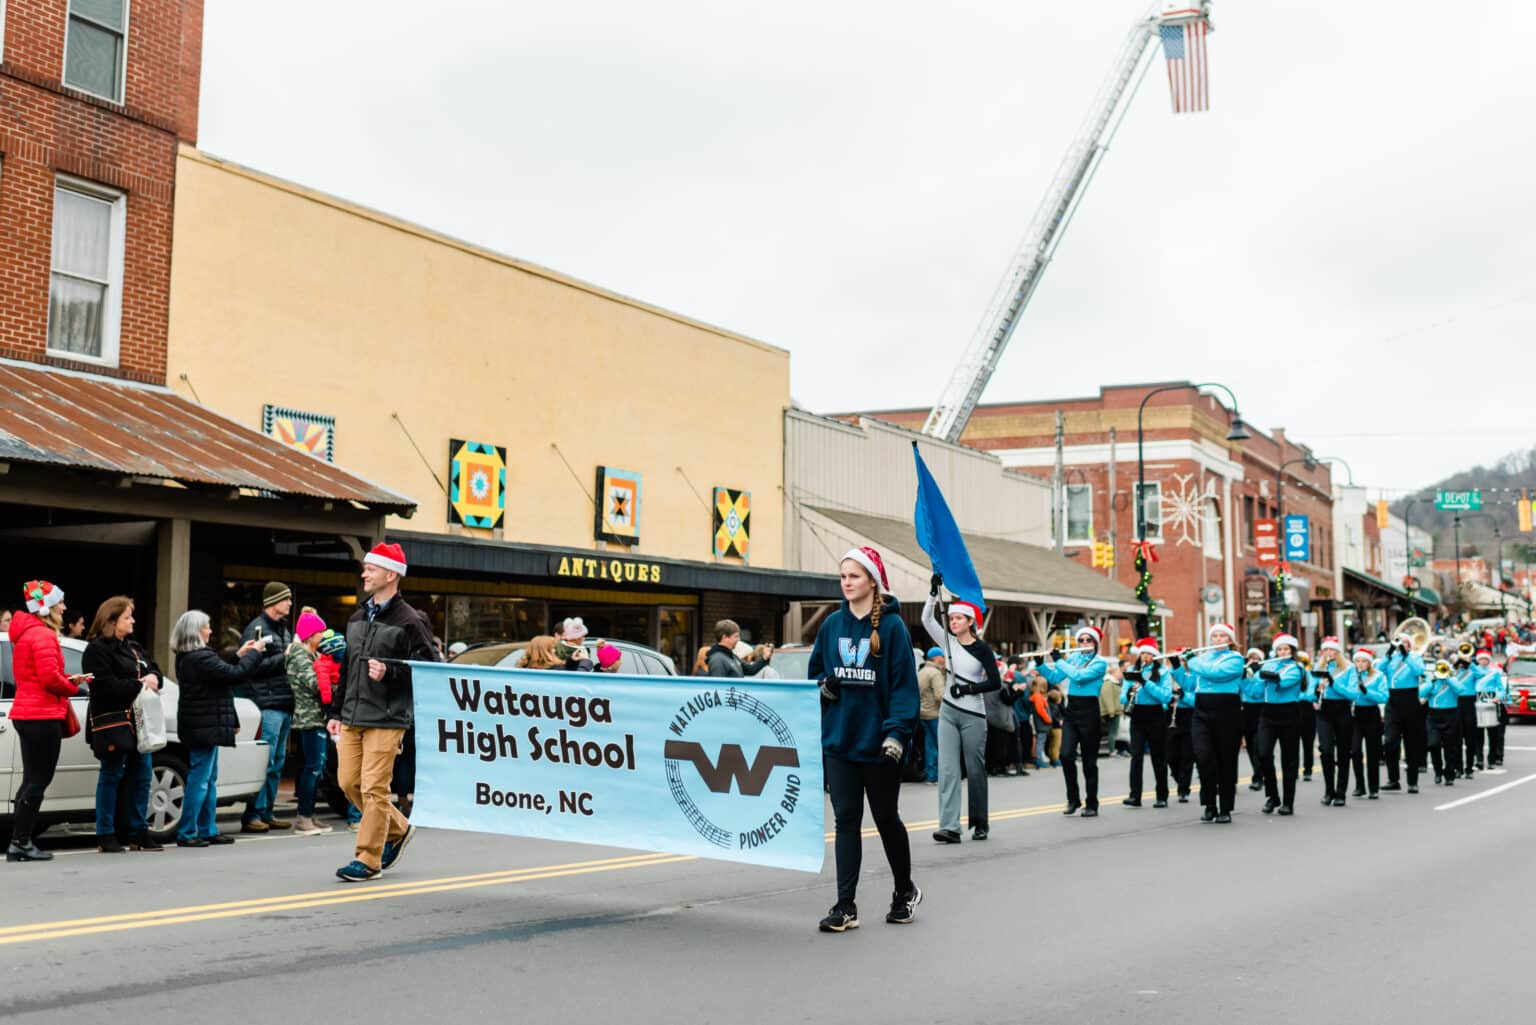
0, 637, 270, 841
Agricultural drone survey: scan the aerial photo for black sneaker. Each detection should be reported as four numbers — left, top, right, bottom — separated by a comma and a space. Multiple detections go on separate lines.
885, 886, 922, 925
1215, 812, 1232, 824
1201, 808, 1216, 823
1278, 805, 1294, 816
1351, 788, 1365, 798
1177, 793, 1190, 803
970, 827, 988, 841
818, 903, 859, 933
1153, 799, 1168, 808
1367, 792, 1379, 800
1248, 781, 1263, 791
1081, 807, 1098, 818
1407, 784, 1419, 794
1382, 782, 1402, 792
206, 834, 236, 845
130, 834, 164, 852
97, 835, 126, 854
932, 829, 961, 844
175, 837, 209, 848
1303, 771, 1313, 781
1262, 800, 1278, 815
1123, 797, 1142, 807
1062, 803, 1081, 816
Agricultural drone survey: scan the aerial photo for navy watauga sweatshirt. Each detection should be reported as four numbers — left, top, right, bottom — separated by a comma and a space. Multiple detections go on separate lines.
807, 595, 920, 763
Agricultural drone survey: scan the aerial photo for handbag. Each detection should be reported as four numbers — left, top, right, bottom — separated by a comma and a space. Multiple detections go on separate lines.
133, 688, 168, 753
89, 709, 136, 755
62, 702, 81, 738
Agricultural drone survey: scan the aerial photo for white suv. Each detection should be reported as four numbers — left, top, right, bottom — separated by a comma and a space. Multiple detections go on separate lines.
1, 636, 270, 842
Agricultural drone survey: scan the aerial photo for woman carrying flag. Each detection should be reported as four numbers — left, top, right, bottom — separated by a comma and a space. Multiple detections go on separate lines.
922, 578, 999, 843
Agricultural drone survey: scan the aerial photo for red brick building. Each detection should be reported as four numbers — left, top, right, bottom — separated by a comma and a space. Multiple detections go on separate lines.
863, 382, 1337, 652
0, 0, 203, 383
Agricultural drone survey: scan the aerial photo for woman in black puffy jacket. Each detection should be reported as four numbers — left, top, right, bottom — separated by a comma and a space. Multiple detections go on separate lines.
82, 596, 164, 853
170, 610, 264, 847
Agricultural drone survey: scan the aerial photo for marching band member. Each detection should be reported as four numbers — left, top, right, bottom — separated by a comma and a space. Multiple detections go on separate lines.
1298, 646, 1323, 782
1187, 624, 1246, 824
1381, 630, 1427, 793
1166, 648, 1197, 804
1476, 650, 1508, 768
1452, 652, 1481, 778
1421, 660, 1462, 785
1344, 649, 1389, 799
1119, 638, 1172, 808
1254, 633, 1305, 816
1241, 648, 1267, 793
1312, 637, 1357, 807
1038, 625, 1110, 817
921, 581, 999, 844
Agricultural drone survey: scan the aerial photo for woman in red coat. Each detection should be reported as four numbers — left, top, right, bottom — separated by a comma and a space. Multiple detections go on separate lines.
8, 581, 87, 862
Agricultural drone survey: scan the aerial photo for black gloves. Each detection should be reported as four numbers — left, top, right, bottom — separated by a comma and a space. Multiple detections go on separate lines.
1149, 665, 1162, 682
1048, 649, 1063, 663
950, 682, 975, 698
930, 573, 943, 596
1259, 670, 1280, 682
1125, 669, 1144, 683
819, 675, 841, 702
1167, 655, 1182, 670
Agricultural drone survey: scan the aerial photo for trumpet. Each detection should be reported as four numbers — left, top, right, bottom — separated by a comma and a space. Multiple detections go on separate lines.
1456, 640, 1476, 660
1433, 659, 1454, 679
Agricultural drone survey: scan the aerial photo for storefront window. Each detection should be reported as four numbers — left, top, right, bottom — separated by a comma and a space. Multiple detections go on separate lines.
444, 596, 545, 647
658, 606, 696, 674
549, 604, 651, 648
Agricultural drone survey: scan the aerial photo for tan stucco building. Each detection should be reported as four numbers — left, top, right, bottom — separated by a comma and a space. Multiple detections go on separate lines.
166, 148, 832, 664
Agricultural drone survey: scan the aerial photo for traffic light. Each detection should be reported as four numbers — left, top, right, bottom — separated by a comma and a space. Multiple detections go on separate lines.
1376, 499, 1390, 530
1521, 492, 1532, 533
1090, 541, 1104, 568
1102, 541, 1115, 569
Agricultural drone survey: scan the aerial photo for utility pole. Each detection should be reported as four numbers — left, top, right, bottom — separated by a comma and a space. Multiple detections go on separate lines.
1053, 410, 1065, 556
1107, 426, 1117, 578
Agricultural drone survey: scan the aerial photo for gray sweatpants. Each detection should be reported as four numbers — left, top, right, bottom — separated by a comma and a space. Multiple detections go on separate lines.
938, 702, 988, 832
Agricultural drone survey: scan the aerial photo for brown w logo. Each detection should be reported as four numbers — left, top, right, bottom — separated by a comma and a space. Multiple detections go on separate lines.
664, 741, 800, 796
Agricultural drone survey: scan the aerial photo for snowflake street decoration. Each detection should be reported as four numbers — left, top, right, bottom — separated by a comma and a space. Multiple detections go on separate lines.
1160, 473, 1216, 548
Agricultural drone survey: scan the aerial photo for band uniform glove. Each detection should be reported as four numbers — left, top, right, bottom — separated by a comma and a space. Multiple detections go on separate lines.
881, 737, 904, 762
929, 572, 943, 597
1167, 655, 1182, 670
1259, 670, 1281, 682
950, 682, 974, 699
1125, 669, 1144, 683
1048, 648, 1063, 664
818, 675, 841, 702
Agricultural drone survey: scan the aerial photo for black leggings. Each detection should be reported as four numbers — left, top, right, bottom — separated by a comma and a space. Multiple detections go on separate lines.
1384, 691, 1426, 787
1317, 700, 1355, 800
1060, 700, 1102, 809
12, 718, 64, 844
825, 755, 912, 906
1351, 706, 1384, 795
1258, 703, 1301, 808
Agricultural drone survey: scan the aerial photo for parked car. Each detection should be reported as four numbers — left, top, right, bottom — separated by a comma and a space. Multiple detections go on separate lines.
451, 638, 677, 675
1, 636, 270, 842
1503, 656, 1536, 721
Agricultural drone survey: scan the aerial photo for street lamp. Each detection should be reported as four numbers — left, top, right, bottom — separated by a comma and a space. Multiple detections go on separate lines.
1272, 454, 1319, 634
1135, 382, 1249, 635
1315, 455, 1354, 485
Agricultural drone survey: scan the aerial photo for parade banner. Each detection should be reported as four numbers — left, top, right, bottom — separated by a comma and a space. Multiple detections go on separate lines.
409, 662, 825, 873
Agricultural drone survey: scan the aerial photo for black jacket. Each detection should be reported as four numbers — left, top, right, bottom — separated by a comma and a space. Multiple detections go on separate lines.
705, 644, 769, 679
239, 613, 294, 712
176, 647, 263, 748
330, 594, 437, 729
82, 637, 161, 757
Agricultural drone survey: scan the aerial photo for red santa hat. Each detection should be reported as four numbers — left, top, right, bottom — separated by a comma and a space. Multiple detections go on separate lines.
1475, 649, 1492, 662
1075, 624, 1103, 646
1209, 623, 1237, 643
1272, 633, 1299, 651
1133, 637, 1160, 656
841, 547, 889, 591
1353, 647, 1376, 662
363, 542, 408, 576
948, 600, 984, 627
22, 580, 64, 614
1319, 636, 1343, 653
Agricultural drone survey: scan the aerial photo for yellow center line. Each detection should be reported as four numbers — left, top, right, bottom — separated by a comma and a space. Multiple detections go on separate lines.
2, 777, 1230, 946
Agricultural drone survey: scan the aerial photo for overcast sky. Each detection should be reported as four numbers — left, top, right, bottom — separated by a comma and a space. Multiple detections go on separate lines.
200, 0, 1534, 496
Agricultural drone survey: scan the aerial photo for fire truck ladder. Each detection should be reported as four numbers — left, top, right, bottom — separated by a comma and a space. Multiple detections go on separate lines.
920, 2, 1212, 443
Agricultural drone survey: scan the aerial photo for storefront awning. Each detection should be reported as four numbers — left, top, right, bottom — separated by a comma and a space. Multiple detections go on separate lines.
0, 360, 414, 512
1344, 567, 1433, 608
388, 531, 842, 599
802, 506, 1144, 617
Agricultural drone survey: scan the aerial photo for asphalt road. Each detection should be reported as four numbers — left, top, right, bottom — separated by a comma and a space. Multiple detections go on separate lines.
5, 732, 1535, 1025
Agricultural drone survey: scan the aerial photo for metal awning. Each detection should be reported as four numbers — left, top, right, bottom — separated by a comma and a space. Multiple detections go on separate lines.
1343, 567, 1433, 607
0, 360, 414, 512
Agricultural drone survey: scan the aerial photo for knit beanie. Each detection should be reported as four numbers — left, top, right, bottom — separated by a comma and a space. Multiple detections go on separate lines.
295, 611, 327, 642
263, 581, 292, 607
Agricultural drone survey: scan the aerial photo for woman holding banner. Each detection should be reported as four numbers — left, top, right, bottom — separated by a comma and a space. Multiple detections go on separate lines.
810, 546, 921, 934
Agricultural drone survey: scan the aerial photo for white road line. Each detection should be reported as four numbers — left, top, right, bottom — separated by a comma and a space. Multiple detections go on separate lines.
1503, 745, 1536, 751
1434, 773, 1536, 811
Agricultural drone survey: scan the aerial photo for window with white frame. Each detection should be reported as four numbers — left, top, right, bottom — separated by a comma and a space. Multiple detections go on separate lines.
1203, 499, 1223, 559
1063, 484, 1092, 545
48, 179, 126, 365
1134, 482, 1162, 539
64, 0, 128, 103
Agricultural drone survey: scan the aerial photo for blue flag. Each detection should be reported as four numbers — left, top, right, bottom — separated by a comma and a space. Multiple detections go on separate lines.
912, 443, 986, 614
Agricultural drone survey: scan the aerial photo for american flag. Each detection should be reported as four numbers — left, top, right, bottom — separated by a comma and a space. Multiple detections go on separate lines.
1159, 17, 1209, 113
